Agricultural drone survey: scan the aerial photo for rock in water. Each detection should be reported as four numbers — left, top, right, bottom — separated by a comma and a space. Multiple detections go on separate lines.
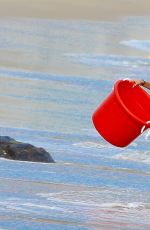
0, 136, 55, 163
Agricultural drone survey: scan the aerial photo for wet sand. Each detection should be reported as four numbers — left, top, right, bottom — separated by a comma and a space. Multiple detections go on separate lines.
0, 0, 150, 20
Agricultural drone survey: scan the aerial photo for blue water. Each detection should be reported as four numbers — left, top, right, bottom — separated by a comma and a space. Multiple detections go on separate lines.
0, 16, 150, 230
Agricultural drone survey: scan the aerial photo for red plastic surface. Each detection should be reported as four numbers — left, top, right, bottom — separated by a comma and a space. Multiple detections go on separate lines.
92, 80, 150, 147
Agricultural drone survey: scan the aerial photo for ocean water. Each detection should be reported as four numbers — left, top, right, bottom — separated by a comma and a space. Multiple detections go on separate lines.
0, 16, 150, 230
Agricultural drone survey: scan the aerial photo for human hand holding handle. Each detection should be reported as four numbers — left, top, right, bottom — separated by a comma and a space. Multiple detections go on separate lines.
131, 79, 150, 90
132, 79, 145, 87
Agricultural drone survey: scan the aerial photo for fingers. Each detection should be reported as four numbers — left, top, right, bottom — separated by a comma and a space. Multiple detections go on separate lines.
131, 80, 144, 88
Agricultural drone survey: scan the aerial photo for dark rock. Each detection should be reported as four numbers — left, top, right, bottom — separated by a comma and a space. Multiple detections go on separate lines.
0, 136, 55, 163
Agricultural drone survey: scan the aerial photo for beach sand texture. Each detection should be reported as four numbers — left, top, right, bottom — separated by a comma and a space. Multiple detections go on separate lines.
0, 0, 150, 20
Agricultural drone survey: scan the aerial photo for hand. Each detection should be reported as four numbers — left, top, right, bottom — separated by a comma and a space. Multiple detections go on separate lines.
131, 79, 145, 87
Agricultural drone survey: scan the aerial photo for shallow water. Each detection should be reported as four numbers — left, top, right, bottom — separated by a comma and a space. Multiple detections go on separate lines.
0, 16, 150, 230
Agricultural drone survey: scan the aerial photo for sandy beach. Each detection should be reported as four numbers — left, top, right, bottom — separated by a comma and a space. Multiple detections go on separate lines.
0, 0, 150, 20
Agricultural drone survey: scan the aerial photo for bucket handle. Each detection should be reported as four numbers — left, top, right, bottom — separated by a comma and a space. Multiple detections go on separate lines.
122, 79, 150, 133
141, 121, 150, 134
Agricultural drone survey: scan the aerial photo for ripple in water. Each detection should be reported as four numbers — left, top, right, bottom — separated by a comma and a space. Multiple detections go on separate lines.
121, 39, 150, 52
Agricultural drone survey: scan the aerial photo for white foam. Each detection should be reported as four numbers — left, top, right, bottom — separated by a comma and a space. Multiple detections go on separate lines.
81, 128, 98, 137
113, 151, 150, 164
0, 200, 68, 213
121, 40, 150, 52
98, 202, 148, 209
20, 202, 65, 211
73, 141, 113, 149
37, 192, 150, 210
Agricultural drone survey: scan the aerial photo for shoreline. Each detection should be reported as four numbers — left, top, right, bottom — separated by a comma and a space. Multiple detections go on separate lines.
0, 0, 150, 21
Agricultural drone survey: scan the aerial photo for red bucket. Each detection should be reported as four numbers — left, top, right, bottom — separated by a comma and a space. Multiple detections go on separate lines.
92, 79, 150, 147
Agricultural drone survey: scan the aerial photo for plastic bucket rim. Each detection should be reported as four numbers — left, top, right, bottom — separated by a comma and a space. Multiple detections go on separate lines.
114, 80, 150, 128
